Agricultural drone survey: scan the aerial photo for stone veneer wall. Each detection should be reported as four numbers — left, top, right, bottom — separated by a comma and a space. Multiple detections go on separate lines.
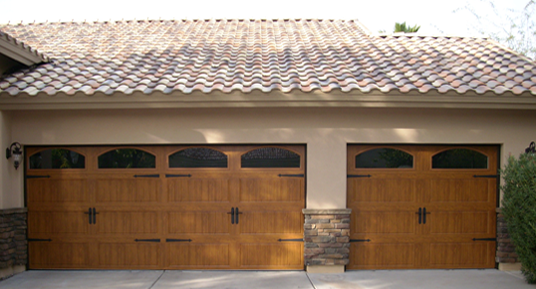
0, 208, 27, 270
303, 209, 351, 266
496, 208, 519, 264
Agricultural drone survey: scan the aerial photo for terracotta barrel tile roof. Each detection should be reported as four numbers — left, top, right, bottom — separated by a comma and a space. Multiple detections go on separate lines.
0, 19, 535, 97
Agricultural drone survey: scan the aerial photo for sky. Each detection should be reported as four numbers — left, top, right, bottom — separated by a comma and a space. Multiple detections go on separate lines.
0, 0, 532, 37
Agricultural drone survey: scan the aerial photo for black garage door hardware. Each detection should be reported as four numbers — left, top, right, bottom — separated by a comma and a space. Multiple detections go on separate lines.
165, 174, 192, 178
415, 207, 431, 224
473, 175, 499, 178
166, 239, 192, 242
227, 207, 243, 224
134, 174, 160, 178
27, 175, 50, 179
278, 174, 304, 177
28, 238, 52, 242
347, 174, 371, 178
278, 238, 303, 242
135, 239, 160, 242
84, 208, 99, 224
350, 239, 371, 242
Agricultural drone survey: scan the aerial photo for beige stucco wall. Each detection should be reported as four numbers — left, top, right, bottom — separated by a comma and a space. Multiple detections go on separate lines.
3, 107, 536, 208
0, 110, 16, 209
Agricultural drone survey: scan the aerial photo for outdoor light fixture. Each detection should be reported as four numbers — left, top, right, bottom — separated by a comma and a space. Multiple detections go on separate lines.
526, 141, 535, 154
6, 142, 22, 170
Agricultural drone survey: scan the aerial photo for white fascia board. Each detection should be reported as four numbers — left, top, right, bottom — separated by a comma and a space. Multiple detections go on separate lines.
1, 90, 536, 110
0, 35, 45, 66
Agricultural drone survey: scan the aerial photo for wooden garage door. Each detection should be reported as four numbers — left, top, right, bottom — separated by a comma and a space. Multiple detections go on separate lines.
347, 145, 498, 269
26, 145, 305, 270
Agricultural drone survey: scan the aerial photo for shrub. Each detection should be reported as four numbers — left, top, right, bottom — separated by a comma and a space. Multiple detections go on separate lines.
501, 151, 536, 283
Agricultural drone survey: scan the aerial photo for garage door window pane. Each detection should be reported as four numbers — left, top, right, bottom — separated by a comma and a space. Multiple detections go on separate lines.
432, 149, 488, 169
355, 148, 413, 168
29, 149, 85, 169
98, 149, 156, 169
169, 148, 228, 168
241, 148, 300, 168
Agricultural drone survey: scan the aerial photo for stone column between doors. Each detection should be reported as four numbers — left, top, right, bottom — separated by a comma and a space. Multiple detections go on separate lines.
0, 208, 27, 280
303, 208, 351, 273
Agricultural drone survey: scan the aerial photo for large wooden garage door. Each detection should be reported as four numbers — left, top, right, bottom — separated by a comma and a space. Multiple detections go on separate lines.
347, 145, 498, 269
26, 145, 305, 270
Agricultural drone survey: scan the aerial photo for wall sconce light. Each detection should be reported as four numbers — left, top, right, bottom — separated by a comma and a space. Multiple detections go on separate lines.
6, 142, 22, 170
526, 141, 535, 154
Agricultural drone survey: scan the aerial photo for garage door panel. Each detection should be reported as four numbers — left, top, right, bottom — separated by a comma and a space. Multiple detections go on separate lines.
348, 179, 417, 203
167, 178, 230, 202
428, 242, 495, 268
165, 243, 231, 268
96, 211, 160, 234
239, 243, 303, 268
97, 242, 160, 268
27, 145, 305, 270
427, 211, 493, 235
239, 211, 303, 234
239, 178, 303, 202
347, 145, 498, 270
27, 179, 88, 204
429, 179, 493, 203
167, 212, 230, 234
352, 211, 418, 234
28, 211, 89, 234
29, 242, 90, 268
349, 243, 418, 269
96, 178, 160, 203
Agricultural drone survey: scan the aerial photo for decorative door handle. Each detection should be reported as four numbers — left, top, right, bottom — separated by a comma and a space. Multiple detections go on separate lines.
236, 207, 243, 224
416, 208, 422, 224
92, 207, 99, 224
423, 207, 430, 224
84, 208, 92, 224
227, 207, 235, 224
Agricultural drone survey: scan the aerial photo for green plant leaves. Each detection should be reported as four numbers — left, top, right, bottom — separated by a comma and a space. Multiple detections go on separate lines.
501, 152, 536, 283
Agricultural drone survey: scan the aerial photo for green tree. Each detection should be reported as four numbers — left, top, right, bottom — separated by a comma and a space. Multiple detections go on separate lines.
394, 22, 421, 33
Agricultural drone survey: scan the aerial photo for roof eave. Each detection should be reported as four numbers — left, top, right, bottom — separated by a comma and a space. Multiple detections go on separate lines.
0, 33, 48, 66
1, 90, 536, 110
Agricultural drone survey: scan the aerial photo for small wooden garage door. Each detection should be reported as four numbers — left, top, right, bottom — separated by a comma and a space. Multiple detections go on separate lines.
347, 145, 498, 269
26, 145, 305, 270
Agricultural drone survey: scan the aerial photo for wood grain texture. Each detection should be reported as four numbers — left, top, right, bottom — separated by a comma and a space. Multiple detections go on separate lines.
26, 145, 305, 270
347, 145, 498, 269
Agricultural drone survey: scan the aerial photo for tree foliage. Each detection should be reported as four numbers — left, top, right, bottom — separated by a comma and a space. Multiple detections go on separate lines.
501, 151, 536, 283
394, 22, 421, 33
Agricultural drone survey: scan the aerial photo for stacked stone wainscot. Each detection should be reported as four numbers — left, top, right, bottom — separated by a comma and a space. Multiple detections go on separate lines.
0, 208, 27, 279
496, 208, 519, 264
303, 209, 351, 267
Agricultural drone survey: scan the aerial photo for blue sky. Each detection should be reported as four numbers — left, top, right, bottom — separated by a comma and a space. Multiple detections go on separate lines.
0, 0, 532, 37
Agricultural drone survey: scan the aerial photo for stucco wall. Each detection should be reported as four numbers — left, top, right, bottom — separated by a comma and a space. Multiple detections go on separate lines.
0, 110, 16, 209
4, 107, 536, 209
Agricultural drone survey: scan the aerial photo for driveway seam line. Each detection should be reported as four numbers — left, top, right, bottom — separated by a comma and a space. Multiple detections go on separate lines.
147, 270, 165, 289
305, 272, 317, 289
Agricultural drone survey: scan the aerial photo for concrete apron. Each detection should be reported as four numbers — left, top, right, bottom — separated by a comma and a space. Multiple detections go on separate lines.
0, 269, 532, 289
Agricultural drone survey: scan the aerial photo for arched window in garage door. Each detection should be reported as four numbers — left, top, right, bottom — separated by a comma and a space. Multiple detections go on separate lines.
169, 147, 228, 168
355, 148, 413, 169
241, 147, 301, 168
29, 148, 85, 169
98, 149, 156, 168
432, 148, 488, 169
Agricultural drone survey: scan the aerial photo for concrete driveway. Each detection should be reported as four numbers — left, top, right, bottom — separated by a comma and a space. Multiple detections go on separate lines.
0, 269, 533, 289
